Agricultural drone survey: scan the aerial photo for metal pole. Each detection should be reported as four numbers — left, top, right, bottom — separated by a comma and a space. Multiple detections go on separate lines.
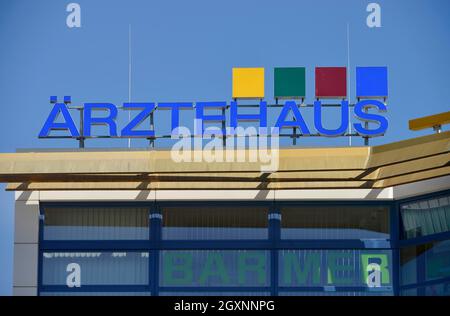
79, 107, 85, 148
292, 104, 297, 146
364, 103, 369, 146
128, 24, 132, 148
222, 106, 226, 147
347, 22, 352, 147
433, 125, 442, 134
150, 111, 155, 148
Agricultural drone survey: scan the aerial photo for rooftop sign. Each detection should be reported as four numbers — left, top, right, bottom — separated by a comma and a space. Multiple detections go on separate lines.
39, 66, 389, 147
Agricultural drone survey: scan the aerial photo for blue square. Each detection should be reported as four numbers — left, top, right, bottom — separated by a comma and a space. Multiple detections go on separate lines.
356, 67, 388, 98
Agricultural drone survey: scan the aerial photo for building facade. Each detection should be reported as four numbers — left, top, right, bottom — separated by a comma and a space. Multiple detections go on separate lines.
1, 131, 449, 296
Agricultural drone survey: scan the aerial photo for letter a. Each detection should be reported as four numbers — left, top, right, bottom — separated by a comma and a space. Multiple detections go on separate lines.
66, 263, 81, 288
366, 3, 381, 28
66, 3, 81, 28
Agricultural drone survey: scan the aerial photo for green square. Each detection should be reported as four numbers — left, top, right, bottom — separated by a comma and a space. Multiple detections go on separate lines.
274, 67, 306, 99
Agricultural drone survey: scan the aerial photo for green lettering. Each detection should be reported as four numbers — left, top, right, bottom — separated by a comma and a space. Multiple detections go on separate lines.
361, 253, 390, 284
238, 251, 266, 285
199, 252, 230, 285
282, 252, 320, 285
327, 251, 354, 285
163, 252, 193, 286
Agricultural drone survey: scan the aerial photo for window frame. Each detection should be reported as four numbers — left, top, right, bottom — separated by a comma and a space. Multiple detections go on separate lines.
36, 192, 450, 296
396, 189, 450, 295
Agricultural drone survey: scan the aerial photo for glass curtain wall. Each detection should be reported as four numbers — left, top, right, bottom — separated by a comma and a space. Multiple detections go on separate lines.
36, 199, 407, 296
400, 192, 450, 296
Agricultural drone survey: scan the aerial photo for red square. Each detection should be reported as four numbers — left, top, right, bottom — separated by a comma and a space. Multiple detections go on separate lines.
315, 67, 347, 98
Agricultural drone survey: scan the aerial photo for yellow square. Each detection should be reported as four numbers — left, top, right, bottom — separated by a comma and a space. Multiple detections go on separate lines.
232, 67, 265, 99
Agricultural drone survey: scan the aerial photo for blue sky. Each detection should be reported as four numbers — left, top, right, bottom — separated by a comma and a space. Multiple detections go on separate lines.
0, 0, 449, 294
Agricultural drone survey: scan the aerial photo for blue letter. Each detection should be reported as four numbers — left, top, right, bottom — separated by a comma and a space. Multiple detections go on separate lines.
230, 101, 267, 130
39, 103, 79, 137
121, 103, 156, 137
195, 101, 227, 135
83, 103, 118, 137
275, 101, 310, 135
314, 100, 349, 136
353, 100, 388, 137
158, 102, 193, 132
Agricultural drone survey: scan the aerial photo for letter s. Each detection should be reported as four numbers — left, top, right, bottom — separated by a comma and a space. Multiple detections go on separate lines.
353, 100, 388, 137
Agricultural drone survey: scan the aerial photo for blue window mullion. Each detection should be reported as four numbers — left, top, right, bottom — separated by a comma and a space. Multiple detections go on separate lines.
150, 204, 162, 296
40, 240, 150, 251
269, 205, 281, 296
400, 275, 450, 291
40, 284, 150, 293
159, 240, 271, 249
158, 286, 271, 292
277, 239, 391, 250
37, 203, 45, 296
390, 202, 400, 296
277, 286, 393, 293
398, 231, 450, 247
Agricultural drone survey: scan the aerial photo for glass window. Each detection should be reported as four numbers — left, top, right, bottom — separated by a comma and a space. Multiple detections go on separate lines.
43, 206, 149, 240
159, 250, 270, 287
401, 194, 450, 239
42, 251, 149, 286
400, 288, 417, 296
400, 239, 450, 286
162, 206, 268, 240
279, 291, 393, 296
279, 249, 393, 290
40, 292, 152, 296
159, 292, 270, 296
281, 205, 389, 239
423, 283, 450, 296
401, 284, 450, 296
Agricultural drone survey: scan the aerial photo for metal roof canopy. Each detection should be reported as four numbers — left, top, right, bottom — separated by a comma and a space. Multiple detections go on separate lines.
0, 131, 448, 191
